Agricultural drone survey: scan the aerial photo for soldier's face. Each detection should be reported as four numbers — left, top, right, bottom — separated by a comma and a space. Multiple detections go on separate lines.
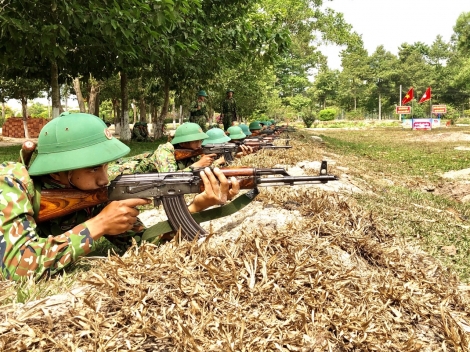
51, 164, 109, 190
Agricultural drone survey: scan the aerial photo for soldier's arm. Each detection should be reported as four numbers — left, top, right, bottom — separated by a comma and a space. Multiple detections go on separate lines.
0, 162, 98, 281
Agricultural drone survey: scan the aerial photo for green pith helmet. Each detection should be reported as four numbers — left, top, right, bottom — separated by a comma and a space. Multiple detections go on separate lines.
202, 127, 231, 146
238, 124, 252, 136
171, 122, 208, 145
270, 119, 276, 125
28, 112, 130, 176
197, 90, 208, 97
227, 126, 246, 140
265, 121, 272, 126
226, 89, 234, 94
249, 121, 262, 131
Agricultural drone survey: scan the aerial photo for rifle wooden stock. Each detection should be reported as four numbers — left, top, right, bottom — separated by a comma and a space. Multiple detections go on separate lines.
174, 148, 204, 161
37, 187, 109, 223
19, 140, 37, 167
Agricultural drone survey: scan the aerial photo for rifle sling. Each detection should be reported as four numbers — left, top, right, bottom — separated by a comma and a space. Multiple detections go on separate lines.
142, 188, 259, 243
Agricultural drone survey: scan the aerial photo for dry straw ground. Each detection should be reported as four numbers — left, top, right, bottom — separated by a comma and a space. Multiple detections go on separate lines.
1, 133, 469, 351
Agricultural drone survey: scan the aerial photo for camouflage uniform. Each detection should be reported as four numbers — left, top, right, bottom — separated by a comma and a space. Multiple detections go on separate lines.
107, 142, 195, 181
0, 158, 152, 281
189, 100, 209, 132
132, 123, 151, 142
221, 97, 237, 131
0, 163, 91, 280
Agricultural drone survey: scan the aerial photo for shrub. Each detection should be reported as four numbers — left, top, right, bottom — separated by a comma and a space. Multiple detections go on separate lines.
302, 113, 315, 128
345, 109, 364, 120
318, 108, 336, 121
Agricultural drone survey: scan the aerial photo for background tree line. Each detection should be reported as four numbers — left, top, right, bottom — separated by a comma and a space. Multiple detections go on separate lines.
0, 1, 469, 140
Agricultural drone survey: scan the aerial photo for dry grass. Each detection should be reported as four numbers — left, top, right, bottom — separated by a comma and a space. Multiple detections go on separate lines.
1, 130, 470, 351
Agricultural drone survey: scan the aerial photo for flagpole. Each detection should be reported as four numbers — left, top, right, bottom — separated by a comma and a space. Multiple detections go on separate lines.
399, 85, 402, 121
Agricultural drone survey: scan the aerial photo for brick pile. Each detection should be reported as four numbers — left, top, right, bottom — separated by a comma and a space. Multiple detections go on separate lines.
2, 117, 50, 138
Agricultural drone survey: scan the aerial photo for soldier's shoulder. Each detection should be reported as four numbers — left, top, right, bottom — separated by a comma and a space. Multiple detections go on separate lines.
0, 161, 35, 196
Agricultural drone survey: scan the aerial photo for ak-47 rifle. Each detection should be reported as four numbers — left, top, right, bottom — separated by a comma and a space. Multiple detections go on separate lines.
175, 141, 291, 164
174, 143, 240, 163
37, 162, 339, 240
236, 140, 292, 151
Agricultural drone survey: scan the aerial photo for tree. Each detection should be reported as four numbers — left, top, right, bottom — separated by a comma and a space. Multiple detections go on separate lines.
338, 40, 369, 111
312, 66, 339, 109
366, 46, 399, 119
453, 12, 470, 54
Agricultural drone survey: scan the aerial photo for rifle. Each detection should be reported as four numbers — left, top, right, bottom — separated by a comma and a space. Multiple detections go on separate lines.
236, 140, 292, 151
19, 140, 37, 167
174, 143, 240, 163
175, 142, 291, 164
37, 162, 339, 240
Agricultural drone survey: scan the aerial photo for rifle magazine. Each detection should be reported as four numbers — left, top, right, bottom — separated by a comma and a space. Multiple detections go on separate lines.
162, 195, 207, 241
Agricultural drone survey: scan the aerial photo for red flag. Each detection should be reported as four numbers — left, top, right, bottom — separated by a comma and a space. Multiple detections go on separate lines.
418, 87, 431, 104
401, 87, 413, 105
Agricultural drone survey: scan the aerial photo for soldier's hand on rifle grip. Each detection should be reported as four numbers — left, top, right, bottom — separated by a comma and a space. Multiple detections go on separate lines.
188, 167, 239, 213
192, 153, 216, 168
85, 198, 151, 239
236, 145, 253, 158
214, 155, 226, 167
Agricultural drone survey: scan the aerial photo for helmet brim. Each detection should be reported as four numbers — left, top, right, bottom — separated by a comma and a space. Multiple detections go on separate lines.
229, 133, 246, 140
28, 138, 130, 176
202, 135, 231, 146
171, 132, 208, 145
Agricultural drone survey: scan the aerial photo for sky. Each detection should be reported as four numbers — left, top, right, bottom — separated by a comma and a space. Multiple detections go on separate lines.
320, 0, 468, 70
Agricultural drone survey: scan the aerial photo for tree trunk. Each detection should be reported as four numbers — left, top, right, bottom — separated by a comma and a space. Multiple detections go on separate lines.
113, 99, 121, 135
94, 93, 100, 117
378, 93, 382, 120
21, 96, 30, 139
2, 102, 5, 120
139, 96, 146, 123
88, 82, 97, 116
120, 72, 131, 142
59, 87, 64, 114
73, 77, 86, 113
151, 104, 158, 139
155, 78, 170, 139
132, 99, 137, 124
51, 61, 60, 118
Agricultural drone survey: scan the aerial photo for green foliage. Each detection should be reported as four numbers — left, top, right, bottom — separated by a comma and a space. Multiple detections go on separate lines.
28, 102, 48, 118
412, 100, 427, 118
318, 108, 337, 121
345, 109, 364, 120
302, 112, 315, 128
444, 105, 460, 124
454, 12, 470, 55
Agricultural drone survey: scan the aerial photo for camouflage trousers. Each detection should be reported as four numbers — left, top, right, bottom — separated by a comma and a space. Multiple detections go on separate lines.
223, 114, 236, 131
190, 116, 207, 132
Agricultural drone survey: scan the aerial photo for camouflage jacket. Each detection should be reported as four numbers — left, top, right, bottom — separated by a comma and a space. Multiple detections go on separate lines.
107, 142, 193, 181
0, 162, 101, 281
132, 125, 150, 141
222, 97, 237, 120
189, 100, 209, 119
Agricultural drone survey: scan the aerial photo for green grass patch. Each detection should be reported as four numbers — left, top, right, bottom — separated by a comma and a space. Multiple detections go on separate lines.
313, 126, 470, 282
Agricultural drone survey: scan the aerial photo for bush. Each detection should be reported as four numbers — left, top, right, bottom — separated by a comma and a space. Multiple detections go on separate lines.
302, 113, 315, 128
345, 109, 364, 120
318, 108, 336, 121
